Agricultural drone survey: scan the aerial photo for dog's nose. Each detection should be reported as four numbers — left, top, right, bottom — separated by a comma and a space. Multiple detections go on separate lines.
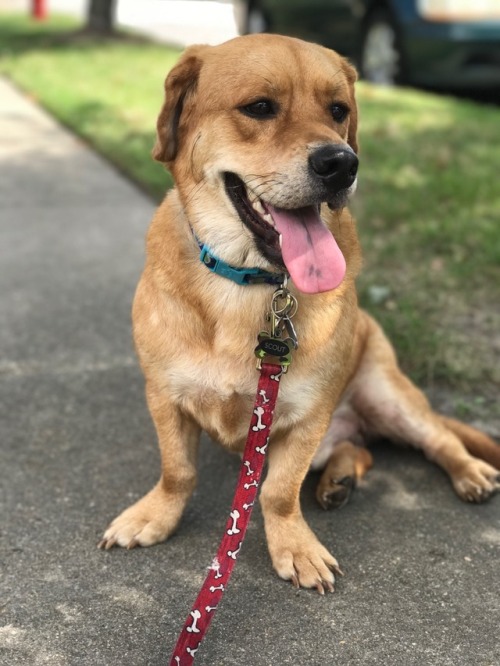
309, 145, 358, 190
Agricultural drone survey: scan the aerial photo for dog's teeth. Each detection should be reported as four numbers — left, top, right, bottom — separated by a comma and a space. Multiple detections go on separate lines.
262, 212, 275, 228
251, 198, 266, 216
250, 198, 276, 228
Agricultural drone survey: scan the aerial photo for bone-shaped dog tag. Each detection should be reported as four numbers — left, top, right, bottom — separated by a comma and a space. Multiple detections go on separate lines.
254, 332, 292, 367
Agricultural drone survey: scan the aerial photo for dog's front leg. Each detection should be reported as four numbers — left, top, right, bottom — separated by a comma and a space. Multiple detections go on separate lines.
99, 382, 200, 549
260, 422, 342, 593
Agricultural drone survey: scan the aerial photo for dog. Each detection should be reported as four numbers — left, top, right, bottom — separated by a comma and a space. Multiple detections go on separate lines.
99, 34, 500, 593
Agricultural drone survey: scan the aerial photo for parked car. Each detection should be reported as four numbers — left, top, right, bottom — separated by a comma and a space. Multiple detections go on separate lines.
238, 0, 500, 90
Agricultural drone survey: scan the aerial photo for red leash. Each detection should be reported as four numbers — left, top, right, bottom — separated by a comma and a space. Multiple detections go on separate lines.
169, 362, 283, 665
169, 283, 298, 663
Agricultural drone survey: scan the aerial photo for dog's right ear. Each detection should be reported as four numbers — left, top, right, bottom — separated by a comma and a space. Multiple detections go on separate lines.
152, 45, 208, 164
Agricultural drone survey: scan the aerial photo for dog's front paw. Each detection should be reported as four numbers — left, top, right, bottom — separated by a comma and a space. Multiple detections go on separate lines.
98, 483, 183, 550
265, 516, 342, 594
452, 458, 500, 503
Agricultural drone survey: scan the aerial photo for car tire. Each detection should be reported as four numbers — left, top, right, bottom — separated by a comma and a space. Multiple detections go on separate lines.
360, 9, 405, 85
244, 2, 270, 34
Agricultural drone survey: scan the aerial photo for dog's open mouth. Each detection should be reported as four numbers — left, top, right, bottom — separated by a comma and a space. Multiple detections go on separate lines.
224, 172, 346, 294
223, 172, 283, 269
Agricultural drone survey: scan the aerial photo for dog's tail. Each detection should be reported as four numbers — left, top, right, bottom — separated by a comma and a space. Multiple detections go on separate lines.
440, 416, 500, 469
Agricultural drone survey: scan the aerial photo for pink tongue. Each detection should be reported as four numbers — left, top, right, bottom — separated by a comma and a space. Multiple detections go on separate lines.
267, 204, 346, 294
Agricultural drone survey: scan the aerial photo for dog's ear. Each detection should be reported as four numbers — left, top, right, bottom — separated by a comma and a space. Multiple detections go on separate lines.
152, 45, 208, 164
341, 58, 359, 155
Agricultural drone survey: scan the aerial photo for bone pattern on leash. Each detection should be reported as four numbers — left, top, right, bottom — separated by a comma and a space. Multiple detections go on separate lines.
259, 389, 270, 404
211, 559, 223, 579
186, 610, 201, 634
226, 509, 241, 535
209, 584, 225, 593
170, 364, 281, 664
252, 406, 266, 431
256, 436, 269, 455
227, 541, 242, 560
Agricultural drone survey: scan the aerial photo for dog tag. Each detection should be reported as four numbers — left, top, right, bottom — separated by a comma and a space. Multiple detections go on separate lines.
254, 331, 292, 367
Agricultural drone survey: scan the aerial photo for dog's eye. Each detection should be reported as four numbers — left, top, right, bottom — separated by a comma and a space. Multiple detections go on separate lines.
240, 99, 276, 119
330, 104, 349, 123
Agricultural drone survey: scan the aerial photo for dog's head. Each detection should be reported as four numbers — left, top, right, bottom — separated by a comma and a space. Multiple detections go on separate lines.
153, 34, 359, 294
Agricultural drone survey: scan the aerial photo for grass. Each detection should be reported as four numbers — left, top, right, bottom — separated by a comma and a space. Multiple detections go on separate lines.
1, 13, 499, 405
354, 84, 500, 397
0, 13, 180, 197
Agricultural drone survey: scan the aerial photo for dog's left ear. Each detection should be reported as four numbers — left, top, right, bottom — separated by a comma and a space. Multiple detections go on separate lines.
152, 45, 209, 164
341, 58, 359, 155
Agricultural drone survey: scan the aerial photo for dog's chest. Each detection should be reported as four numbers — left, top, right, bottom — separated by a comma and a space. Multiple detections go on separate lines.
166, 353, 316, 448
166, 353, 255, 444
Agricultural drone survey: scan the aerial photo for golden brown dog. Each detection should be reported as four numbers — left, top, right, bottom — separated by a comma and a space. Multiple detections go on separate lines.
99, 34, 500, 593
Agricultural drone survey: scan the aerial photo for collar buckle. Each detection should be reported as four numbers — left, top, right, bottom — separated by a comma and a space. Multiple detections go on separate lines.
198, 243, 285, 286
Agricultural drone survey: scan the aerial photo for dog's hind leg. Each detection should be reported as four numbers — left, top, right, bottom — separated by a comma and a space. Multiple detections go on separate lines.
438, 416, 500, 469
316, 441, 373, 510
350, 312, 500, 503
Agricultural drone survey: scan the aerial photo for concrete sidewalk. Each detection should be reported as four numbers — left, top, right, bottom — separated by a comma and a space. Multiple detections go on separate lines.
1, 77, 499, 666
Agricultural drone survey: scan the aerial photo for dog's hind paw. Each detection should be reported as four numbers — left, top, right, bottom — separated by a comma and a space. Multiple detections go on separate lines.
452, 459, 500, 503
316, 475, 354, 510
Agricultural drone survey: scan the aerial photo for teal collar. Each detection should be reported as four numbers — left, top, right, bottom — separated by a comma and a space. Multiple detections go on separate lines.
195, 234, 285, 286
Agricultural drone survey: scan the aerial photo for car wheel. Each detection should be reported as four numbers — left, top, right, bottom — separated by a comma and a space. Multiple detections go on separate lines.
245, 3, 270, 34
361, 10, 404, 85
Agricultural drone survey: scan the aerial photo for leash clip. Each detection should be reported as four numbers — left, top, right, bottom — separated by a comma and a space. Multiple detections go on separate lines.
255, 281, 298, 372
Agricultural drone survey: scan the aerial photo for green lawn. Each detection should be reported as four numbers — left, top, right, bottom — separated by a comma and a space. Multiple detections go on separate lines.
1, 13, 499, 404
0, 14, 180, 197
355, 84, 500, 395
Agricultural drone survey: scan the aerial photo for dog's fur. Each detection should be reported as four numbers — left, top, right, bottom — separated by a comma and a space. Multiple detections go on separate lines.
99, 34, 500, 592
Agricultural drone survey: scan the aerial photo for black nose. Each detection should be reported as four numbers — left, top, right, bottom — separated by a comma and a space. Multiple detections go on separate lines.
309, 145, 359, 190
